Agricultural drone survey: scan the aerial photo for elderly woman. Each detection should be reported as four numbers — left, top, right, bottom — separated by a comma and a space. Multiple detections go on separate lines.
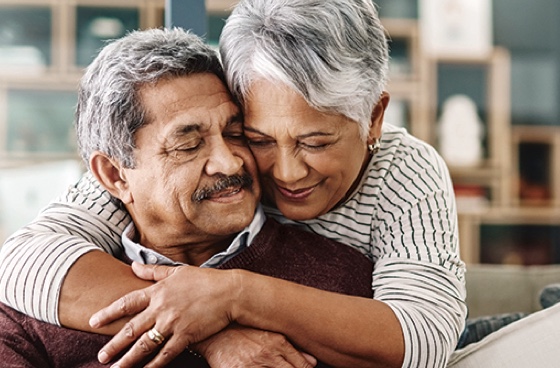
0, 0, 466, 367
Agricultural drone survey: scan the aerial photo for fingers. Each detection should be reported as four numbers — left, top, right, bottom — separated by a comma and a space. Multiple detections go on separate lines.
301, 352, 318, 367
99, 324, 189, 368
90, 289, 149, 328
201, 326, 316, 368
142, 335, 190, 368
276, 339, 316, 368
131, 262, 179, 282
97, 318, 153, 364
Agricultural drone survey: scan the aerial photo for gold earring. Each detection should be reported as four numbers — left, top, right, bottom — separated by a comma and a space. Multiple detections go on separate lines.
368, 138, 380, 155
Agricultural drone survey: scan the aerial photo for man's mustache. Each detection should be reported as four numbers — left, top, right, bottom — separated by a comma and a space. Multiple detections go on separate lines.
192, 173, 254, 202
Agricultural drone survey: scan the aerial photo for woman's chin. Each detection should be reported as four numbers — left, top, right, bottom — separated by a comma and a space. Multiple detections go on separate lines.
276, 202, 321, 221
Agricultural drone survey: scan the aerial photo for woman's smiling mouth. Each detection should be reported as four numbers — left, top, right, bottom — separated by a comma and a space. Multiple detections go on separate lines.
276, 185, 316, 201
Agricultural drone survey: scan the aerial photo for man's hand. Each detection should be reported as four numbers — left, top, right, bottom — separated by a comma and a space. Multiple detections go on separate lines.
89, 263, 242, 367
196, 324, 317, 368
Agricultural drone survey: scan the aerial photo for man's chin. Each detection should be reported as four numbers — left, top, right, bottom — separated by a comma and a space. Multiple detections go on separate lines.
206, 215, 254, 236
200, 200, 257, 231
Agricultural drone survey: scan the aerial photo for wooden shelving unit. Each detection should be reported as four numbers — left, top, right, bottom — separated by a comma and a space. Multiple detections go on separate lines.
2, 1, 559, 265
382, 18, 431, 143
425, 47, 513, 207
0, 0, 165, 166
382, 18, 560, 265
511, 125, 560, 208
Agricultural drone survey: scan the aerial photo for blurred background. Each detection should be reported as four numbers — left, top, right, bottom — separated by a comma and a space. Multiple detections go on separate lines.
0, 0, 559, 267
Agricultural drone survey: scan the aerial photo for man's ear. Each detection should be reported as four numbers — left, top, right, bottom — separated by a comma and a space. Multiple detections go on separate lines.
89, 152, 133, 204
367, 91, 390, 144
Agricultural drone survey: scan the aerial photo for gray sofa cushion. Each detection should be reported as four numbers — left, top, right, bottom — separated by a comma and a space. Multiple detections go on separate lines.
465, 264, 560, 317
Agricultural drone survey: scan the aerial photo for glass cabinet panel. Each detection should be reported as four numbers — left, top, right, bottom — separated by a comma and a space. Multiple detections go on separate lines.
7, 89, 77, 153
0, 6, 51, 71
76, 6, 139, 66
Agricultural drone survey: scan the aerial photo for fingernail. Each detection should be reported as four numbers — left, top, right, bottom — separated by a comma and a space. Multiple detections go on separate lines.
89, 316, 99, 328
98, 350, 109, 364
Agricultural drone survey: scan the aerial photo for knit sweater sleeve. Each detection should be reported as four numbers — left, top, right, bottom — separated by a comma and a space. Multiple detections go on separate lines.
0, 303, 51, 368
0, 172, 130, 325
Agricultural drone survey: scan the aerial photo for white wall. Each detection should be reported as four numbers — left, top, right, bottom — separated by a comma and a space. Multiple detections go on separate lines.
0, 160, 83, 243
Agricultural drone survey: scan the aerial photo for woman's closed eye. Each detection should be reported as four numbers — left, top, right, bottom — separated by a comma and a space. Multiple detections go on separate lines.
223, 130, 247, 145
299, 141, 329, 150
246, 138, 275, 148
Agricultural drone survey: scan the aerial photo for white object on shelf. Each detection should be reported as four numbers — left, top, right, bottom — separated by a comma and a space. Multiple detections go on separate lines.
438, 94, 485, 167
419, 0, 493, 58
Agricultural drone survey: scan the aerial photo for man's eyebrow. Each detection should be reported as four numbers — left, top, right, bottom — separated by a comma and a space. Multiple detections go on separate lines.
172, 123, 201, 136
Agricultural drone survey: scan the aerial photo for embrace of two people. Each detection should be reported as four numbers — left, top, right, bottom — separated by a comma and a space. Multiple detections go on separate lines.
0, 1, 468, 367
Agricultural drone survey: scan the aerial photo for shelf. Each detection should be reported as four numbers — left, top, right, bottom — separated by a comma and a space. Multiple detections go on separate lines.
206, 0, 238, 13
449, 163, 503, 180
511, 125, 560, 207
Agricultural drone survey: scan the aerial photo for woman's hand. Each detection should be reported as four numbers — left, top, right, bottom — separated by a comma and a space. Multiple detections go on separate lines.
90, 263, 243, 367
196, 324, 317, 368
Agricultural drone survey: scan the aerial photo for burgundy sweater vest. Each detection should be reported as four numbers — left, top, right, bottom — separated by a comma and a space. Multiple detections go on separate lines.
0, 219, 373, 367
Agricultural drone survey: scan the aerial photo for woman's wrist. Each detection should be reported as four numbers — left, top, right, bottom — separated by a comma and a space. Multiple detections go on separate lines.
229, 269, 247, 323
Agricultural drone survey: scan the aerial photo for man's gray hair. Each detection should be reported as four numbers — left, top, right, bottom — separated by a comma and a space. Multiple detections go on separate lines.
76, 27, 225, 168
219, 0, 389, 140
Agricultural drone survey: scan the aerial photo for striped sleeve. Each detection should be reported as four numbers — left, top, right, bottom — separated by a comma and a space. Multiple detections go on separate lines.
0, 172, 130, 325
372, 134, 467, 367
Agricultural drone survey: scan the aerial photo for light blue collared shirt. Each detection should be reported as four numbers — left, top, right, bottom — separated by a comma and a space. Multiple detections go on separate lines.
121, 205, 266, 268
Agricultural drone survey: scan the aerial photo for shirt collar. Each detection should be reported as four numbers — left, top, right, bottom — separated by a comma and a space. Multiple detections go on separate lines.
121, 204, 266, 268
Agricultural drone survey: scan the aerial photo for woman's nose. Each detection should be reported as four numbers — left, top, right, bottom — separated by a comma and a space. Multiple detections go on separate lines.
272, 149, 308, 184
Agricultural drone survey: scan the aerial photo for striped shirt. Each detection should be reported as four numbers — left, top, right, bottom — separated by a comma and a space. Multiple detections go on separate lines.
0, 124, 466, 368
264, 124, 466, 367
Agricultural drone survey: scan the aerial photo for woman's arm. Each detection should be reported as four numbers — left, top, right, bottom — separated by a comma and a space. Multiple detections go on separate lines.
59, 250, 151, 332
369, 138, 468, 367
0, 172, 132, 326
90, 264, 405, 368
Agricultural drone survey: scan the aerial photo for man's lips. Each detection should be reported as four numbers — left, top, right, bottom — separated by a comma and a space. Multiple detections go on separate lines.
276, 185, 315, 200
207, 186, 242, 200
192, 173, 253, 202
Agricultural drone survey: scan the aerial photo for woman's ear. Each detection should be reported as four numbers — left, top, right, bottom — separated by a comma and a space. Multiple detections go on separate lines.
367, 91, 390, 144
89, 152, 133, 204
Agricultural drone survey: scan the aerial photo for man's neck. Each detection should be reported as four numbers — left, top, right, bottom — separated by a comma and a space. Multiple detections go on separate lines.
121, 206, 265, 268
134, 230, 236, 266
156, 236, 236, 266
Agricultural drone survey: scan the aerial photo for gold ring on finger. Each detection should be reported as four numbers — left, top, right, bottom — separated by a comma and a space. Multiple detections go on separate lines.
147, 327, 165, 345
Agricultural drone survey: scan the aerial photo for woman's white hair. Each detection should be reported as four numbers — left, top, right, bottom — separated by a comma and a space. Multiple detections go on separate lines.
220, 0, 389, 140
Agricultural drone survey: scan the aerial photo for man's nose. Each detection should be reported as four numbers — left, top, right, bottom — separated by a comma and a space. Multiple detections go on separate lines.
205, 140, 244, 176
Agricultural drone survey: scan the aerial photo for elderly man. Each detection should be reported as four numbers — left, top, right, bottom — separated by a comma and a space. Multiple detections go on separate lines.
0, 28, 374, 367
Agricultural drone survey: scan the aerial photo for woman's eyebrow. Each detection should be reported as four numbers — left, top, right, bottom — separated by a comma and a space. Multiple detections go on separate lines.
227, 112, 244, 126
297, 131, 334, 139
243, 126, 265, 134
243, 126, 334, 139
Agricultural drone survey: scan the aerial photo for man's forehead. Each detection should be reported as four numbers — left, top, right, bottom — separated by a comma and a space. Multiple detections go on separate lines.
168, 111, 243, 132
